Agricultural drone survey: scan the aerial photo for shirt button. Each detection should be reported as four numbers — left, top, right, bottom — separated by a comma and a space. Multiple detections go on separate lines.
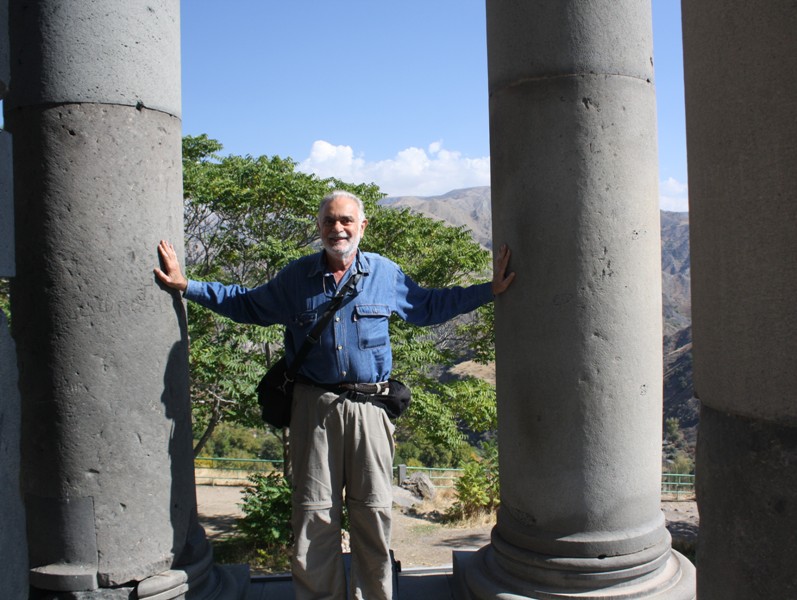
341, 371, 347, 377
335, 316, 340, 322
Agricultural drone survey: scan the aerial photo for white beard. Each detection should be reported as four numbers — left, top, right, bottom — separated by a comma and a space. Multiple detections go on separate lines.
322, 232, 361, 261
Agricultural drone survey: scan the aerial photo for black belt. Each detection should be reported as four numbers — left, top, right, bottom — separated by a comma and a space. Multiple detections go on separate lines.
296, 376, 389, 396
339, 381, 389, 395
296, 376, 409, 419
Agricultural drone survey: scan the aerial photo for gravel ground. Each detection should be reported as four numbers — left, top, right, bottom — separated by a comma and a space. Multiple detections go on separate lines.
196, 485, 698, 568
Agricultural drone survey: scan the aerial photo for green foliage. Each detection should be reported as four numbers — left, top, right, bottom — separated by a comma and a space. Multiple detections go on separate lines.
390, 374, 497, 463
237, 472, 294, 570
665, 417, 683, 441
0, 278, 9, 322
393, 428, 472, 468
447, 442, 500, 521
662, 417, 694, 474
460, 305, 496, 364
668, 453, 695, 475
440, 378, 498, 433
195, 422, 282, 459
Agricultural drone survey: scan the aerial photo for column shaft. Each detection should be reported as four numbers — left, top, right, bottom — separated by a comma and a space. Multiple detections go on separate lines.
682, 1, 797, 598
1, 2, 29, 595
455, 2, 695, 597
4, 0, 216, 593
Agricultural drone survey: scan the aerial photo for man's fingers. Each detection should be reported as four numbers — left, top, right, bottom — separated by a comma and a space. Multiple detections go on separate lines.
492, 244, 515, 295
155, 240, 187, 291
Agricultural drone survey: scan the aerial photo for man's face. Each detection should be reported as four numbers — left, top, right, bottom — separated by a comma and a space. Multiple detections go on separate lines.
318, 196, 367, 262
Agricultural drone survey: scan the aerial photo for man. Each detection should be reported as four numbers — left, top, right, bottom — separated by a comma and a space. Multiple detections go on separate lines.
155, 190, 514, 599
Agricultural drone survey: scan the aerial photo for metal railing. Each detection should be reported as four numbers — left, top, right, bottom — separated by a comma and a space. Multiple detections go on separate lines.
661, 473, 695, 500
195, 458, 696, 500
395, 465, 463, 489
194, 457, 284, 485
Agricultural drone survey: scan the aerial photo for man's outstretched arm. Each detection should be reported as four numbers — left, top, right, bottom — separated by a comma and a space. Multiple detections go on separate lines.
154, 240, 188, 292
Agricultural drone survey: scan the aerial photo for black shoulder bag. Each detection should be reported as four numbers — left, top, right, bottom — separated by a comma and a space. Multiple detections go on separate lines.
257, 273, 361, 428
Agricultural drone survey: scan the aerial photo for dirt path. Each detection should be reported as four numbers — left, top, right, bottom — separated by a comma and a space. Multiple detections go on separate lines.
196, 485, 698, 569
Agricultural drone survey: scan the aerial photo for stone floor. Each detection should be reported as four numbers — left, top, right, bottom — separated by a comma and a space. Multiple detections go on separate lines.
245, 568, 455, 600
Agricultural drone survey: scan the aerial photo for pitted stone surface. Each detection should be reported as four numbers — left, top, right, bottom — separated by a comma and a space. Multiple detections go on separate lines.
0, 312, 28, 599
5, 0, 180, 115
9, 102, 191, 585
0, 130, 13, 276
486, 1, 655, 92
0, 0, 8, 98
458, 0, 695, 597
696, 406, 797, 599
684, 0, 797, 424
489, 67, 663, 541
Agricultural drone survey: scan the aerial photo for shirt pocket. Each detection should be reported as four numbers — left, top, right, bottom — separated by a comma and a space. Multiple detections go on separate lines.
353, 304, 391, 349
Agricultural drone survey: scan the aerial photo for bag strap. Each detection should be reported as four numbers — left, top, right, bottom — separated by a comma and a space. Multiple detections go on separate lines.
285, 271, 361, 380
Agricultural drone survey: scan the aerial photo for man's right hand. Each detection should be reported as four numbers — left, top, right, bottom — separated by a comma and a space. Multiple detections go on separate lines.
154, 240, 188, 292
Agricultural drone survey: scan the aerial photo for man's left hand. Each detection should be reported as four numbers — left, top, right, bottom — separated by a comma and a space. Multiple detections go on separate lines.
492, 244, 515, 296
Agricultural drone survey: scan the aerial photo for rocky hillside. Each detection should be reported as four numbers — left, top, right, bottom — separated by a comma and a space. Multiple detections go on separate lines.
383, 188, 696, 445
382, 187, 494, 249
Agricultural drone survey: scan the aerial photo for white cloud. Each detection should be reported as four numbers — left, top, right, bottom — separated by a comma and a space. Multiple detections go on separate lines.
659, 176, 689, 212
300, 140, 688, 211
298, 140, 490, 197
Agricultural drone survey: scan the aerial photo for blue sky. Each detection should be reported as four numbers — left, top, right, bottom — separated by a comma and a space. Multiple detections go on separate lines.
181, 1, 688, 212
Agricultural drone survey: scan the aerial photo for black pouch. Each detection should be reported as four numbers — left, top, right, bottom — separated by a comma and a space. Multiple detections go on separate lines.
352, 379, 411, 419
256, 357, 294, 428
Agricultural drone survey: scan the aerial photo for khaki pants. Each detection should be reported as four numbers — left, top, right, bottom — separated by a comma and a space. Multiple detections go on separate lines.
290, 382, 395, 600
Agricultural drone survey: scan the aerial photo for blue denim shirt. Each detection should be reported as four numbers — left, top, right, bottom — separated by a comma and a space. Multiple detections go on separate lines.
184, 250, 493, 384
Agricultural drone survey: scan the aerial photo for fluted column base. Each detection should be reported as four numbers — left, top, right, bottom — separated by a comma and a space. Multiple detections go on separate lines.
137, 562, 250, 600
30, 525, 250, 600
453, 538, 695, 599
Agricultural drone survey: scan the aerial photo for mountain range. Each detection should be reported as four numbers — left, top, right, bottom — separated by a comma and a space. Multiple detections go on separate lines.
382, 187, 697, 445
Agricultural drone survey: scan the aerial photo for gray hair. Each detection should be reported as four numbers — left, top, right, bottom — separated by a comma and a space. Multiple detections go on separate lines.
317, 190, 366, 223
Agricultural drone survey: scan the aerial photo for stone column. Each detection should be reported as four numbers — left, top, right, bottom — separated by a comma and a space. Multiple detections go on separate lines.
5, 1, 244, 596
682, 1, 797, 598
1, 1, 28, 593
0, 0, 12, 277
454, 2, 695, 598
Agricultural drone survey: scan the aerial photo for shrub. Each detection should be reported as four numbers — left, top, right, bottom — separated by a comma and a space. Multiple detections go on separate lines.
669, 452, 695, 475
236, 472, 294, 570
235, 471, 350, 572
447, 442, 500, 521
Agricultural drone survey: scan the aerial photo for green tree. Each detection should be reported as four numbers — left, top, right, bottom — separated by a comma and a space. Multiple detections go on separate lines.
180, 135, 498, 464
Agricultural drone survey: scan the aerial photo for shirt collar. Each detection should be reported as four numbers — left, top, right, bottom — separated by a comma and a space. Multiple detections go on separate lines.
307, 249, 371, 277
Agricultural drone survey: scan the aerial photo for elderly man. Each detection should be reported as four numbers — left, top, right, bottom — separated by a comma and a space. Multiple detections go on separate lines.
155, 190, 514, 600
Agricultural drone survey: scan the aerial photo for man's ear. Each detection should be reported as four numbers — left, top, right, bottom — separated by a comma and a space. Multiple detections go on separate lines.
360, 218, 368, 235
